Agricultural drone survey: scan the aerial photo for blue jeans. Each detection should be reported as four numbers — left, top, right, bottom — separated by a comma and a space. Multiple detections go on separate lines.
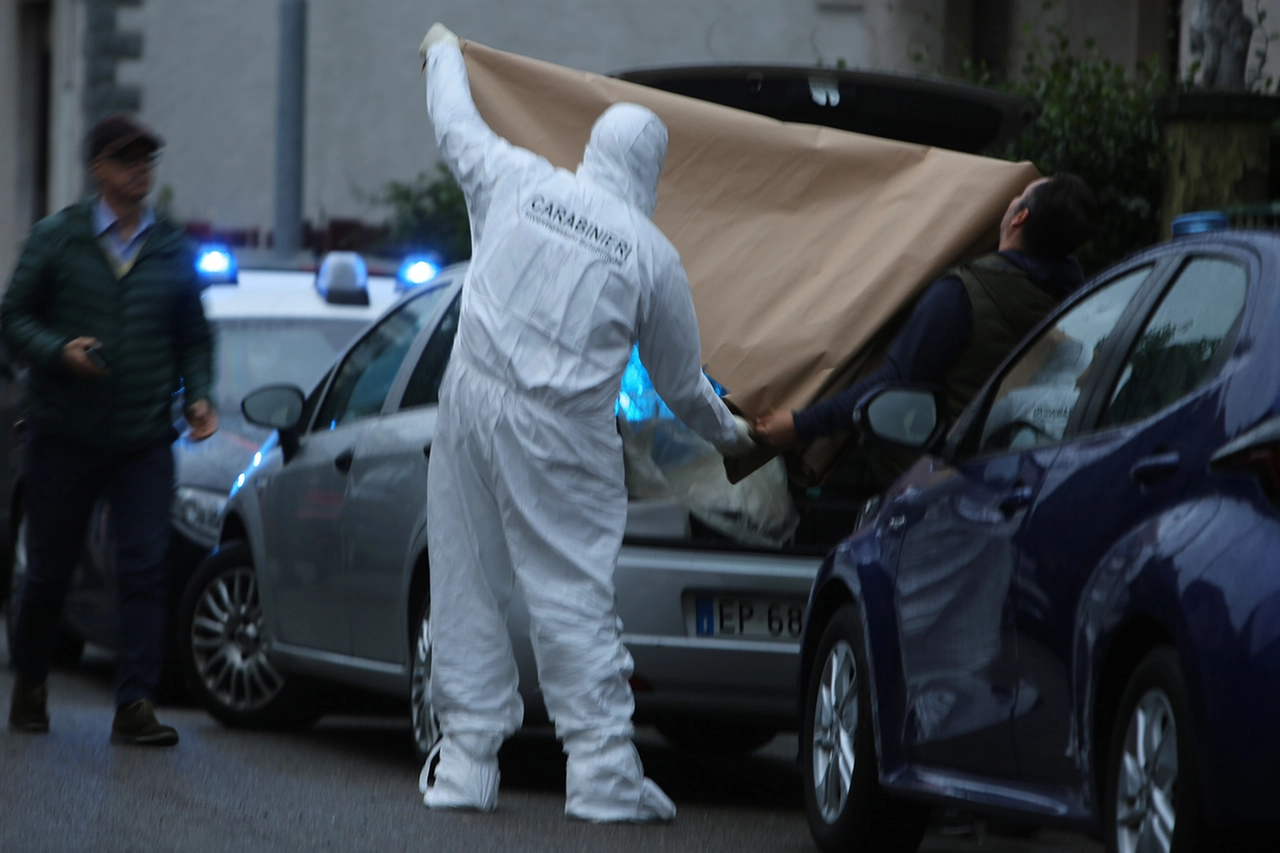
10, 429, 174, 707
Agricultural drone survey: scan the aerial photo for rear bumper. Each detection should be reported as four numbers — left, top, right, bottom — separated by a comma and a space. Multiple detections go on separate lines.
627, 633, 800, 726
614, 544, 818, 727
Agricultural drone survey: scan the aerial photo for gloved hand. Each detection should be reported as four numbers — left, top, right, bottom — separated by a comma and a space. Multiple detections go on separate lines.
419, 23, 459, 63
719, 416, 760, 459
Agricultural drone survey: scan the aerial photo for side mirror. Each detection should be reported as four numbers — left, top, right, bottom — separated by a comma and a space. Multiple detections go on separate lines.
854, 386, 948, 450
242, 385, 306, 431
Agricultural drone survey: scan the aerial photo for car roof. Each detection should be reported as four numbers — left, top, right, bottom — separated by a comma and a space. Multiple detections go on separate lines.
201, 268, 400, 322
612, 63, 1037, 154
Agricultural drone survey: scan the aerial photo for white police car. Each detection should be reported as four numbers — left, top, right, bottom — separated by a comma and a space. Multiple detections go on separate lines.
4, 246, 438, 678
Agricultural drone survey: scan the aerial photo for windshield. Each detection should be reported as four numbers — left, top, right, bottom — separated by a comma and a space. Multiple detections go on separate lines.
211, 318, 370, 417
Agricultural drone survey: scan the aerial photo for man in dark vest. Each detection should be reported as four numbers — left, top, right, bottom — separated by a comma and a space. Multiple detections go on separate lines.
753, 173, 1097, 475
3, 114, 217, 745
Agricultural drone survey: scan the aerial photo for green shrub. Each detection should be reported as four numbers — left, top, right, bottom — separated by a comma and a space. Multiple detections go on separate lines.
993, 29, 1167, 274
375, 163, 471, 264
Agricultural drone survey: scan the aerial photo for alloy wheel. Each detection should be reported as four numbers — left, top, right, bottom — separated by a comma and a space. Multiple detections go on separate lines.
189, 566, 284, 712
1115, 688, 1178, 853
411, 609, 440, 756
812, 639, 858, 824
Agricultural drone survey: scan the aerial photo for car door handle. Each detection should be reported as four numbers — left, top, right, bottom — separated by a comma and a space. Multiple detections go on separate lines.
334, 448, 355, 474
1130, 451, 1180, 485
422, 445, 431, 460
997, 485, 1034, 517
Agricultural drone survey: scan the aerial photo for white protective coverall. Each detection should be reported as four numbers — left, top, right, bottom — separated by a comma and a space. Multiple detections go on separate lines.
420, 37, 750, 821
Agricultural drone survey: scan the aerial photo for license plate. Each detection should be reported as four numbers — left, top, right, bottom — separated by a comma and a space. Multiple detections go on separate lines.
694, 595, 804, 640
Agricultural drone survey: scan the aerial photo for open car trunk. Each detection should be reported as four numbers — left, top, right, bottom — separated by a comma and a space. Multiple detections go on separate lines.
454, 42, 1039, 549
617, 348, 877, 554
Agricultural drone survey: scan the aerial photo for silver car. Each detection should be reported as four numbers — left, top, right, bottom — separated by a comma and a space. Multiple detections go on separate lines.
180, 264, 829, 757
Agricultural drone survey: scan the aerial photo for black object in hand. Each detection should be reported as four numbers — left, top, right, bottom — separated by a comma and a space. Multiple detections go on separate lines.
85, 345, 109, 369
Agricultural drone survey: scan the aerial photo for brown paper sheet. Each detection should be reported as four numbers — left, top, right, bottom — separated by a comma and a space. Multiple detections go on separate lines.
459, 41, 1040, 483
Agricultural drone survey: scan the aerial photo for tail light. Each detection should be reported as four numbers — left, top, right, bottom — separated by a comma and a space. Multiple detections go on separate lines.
1211, 416, 1280, 505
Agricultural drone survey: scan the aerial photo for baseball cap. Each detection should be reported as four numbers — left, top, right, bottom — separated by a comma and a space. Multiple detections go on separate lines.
86, 114, 164, 162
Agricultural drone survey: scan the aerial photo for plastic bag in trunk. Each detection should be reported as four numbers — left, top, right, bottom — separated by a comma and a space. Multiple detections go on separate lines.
617, 346, 798, 548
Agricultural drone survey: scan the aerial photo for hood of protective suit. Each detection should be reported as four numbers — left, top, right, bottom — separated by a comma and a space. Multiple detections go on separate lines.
578, 104, 667, 218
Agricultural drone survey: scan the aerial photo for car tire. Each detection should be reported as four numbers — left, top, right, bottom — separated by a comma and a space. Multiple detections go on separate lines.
409, 590, 440, 763
802, 604, 929, 853
656, 719, 778, 755
1103, 646, 1204, 853
4, 511, 86, 667
177, 541, 321, 730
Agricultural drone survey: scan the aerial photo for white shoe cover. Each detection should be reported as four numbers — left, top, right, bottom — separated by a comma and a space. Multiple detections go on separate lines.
420, 736, 501, 812
634, 778, 677, 823
567, 778, 676, 824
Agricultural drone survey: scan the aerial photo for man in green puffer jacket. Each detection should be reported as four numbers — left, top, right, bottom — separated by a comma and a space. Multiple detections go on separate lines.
3, 114, 217, 746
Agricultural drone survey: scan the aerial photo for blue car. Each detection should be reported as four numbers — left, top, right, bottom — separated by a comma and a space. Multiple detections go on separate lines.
799, 227, 1280, 853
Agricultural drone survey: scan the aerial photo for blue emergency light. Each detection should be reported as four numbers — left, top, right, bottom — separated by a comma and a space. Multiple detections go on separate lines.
195, 245, 238, 284
397, 255, 440, 291
1171, 211, 1229, 238
615, 345, 727, 422
315, 252, 370, 306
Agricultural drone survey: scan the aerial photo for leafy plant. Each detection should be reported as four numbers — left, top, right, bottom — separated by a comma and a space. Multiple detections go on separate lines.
993, 28, 1168, 274
373, 163, 471, 263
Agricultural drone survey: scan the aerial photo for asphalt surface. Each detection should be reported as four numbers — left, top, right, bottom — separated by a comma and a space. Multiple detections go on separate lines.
1, 620, 1103, 853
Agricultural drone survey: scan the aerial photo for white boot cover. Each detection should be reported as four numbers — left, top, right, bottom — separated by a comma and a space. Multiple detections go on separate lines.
420, 732, 502, 812
564, 736, 676, 823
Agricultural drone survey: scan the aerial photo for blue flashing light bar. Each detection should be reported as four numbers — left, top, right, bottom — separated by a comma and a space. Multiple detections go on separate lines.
1172, 211, 1229, 238
397, 255, 441, 290
195, 245, 238, 284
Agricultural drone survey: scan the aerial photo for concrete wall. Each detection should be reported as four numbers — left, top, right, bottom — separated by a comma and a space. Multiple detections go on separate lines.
1, 0, 87, 285
1009, 0, 1170, 74
121, 0, 948, 234
11, 0, 1276, 254
46, 0, 85, 213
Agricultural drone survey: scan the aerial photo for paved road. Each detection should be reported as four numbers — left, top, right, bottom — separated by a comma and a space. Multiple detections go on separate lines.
1, 623, 1102, 853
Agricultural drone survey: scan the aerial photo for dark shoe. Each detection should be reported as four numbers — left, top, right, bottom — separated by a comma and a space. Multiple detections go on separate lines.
111, 699, 179, 746
8, 675, 50, 733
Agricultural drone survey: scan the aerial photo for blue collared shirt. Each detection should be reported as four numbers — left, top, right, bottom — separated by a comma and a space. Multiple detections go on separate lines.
94, 197, 156, 276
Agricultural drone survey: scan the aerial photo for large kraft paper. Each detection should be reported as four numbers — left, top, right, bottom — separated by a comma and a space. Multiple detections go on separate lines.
458, 41, 1040, 484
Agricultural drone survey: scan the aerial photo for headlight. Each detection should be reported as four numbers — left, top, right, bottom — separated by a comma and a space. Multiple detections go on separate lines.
172, 486, 228, 547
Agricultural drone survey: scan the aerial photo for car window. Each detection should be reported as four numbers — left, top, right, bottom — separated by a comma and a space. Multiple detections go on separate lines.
297, 366, 333, 432
399, 294, 461, 411
212, 319, 363, 419
976, 266, 1152, 455
313, 288, 450, 431
1099, 257, 1247, 429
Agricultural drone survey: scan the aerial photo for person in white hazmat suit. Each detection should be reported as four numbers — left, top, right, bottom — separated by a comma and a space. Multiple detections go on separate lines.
417, 25, 758, 822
